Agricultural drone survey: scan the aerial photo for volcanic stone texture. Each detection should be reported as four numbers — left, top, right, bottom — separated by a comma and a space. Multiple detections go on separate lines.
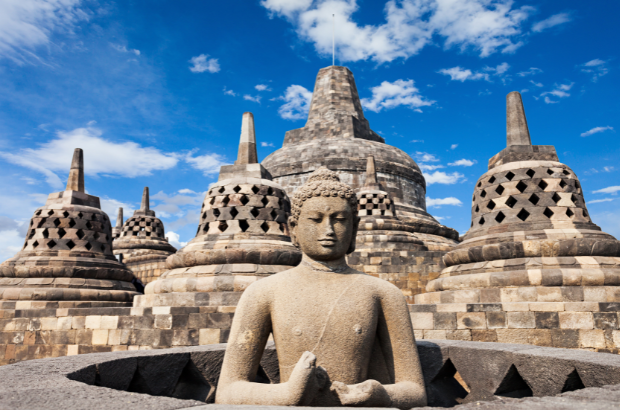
113, 189, 177, 285
0, 186, 137, 304
412, 92, 620, 352
262, 66, 458, 299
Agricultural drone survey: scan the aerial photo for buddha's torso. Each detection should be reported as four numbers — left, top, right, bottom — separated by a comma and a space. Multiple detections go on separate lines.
268, 268, 381, 384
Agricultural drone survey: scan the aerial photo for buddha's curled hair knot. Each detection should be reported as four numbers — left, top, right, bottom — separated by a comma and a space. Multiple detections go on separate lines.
290, 167, 358, 225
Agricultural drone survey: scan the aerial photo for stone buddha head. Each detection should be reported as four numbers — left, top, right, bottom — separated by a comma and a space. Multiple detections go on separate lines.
288, 167, 359, 262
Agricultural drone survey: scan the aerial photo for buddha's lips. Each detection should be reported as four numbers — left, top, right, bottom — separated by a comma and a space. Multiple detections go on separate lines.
318, 239, 336, 246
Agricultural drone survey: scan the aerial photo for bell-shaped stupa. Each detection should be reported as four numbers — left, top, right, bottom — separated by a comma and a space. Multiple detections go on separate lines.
263, 66, 459, 298
0, 149, 138, 306
112, 187, 177, 285
135, 112, 301, 308
412, 92, 620, 351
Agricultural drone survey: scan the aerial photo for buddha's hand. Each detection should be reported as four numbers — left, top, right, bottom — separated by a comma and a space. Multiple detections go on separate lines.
331, 379, 391, 407
286, 351, 328, 405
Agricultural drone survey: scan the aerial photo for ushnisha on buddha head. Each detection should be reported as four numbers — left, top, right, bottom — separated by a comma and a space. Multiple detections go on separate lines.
215, 167, 426, 409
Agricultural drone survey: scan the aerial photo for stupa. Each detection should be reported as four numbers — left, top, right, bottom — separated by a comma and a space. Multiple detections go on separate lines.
262, 66, 459, 299
112, 187, 177, 285
411, 92, 620, 351
135, 112, 302, 308
0, 149, 137, 306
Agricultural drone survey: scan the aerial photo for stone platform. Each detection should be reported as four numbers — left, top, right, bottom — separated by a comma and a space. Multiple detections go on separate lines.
2, 340, 620, 409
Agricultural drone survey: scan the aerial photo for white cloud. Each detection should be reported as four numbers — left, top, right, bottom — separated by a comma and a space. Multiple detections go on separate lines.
580, 59, 609, 82
589, 198, 615, 204
255, 84, 271, 91
261, 142, 275, 147
0, 127, 180, 189
424, 170, 465, 185
361, 79, 434, 113
427, 197, 463, 207
0, 228, 23, 260
530, 80, 543, 87
532, 12, 571, 33
277, 84, 313, 120
152, 190, 205, 216
414, 151, 439, 162
178, 189, 197, 195
448, 158, 476, 166
223, 87, 236, 96
100, 197, 136, 226
450, 144, 458, 150
189, 54, 220, 73
0, 0, 88, 63
540, 82, 574, 104
438, 63, 509, 82
581, 126, 613, 137
111, 44, 140, 56
418, 164, 444, 171
604, 166, 615, 173
185, 151, 228, 176
411, 139, 424, 143
166, 231, 188, 249
261, 0, 534, 63
243, 94, 262, 103
593, 186, 620, 195
518, 67, 542, 77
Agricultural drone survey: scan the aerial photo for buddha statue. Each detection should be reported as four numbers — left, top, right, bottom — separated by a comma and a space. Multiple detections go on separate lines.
216, 167, 426, 408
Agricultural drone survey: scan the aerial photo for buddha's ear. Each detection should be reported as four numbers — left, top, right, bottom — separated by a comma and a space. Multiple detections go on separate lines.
347, 215, 360, 254
288, 217, 299, 248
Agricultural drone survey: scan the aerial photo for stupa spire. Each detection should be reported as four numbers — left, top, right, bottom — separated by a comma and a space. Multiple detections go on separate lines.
506, 91, 531, 147
235, 112, 258, 165
363, 155, 383, 190
116, 207, 124, 228
65, 148, 84, 192
141, 187, 150, 211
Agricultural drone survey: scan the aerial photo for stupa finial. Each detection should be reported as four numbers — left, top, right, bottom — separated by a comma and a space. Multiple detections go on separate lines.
141, 187, 150, 211
66, 148, 85, 192
116, 207, 123, 228
235, 112, 258, 165
363, 155, 383, 190
506, 91, 532, 147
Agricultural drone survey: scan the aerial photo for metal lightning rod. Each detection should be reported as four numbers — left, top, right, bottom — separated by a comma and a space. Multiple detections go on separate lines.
332, 14, 335, 66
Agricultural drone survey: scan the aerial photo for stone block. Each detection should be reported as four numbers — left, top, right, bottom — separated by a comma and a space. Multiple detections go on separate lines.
84, 316, 102, 330
594, 312, 619, 330
535, 312, 560, 329
472, 330, 497, 342
199, 328, 220, 345
57, 317, 72, 330
433, 312, 456, 330
507, 312, 535, 329
558, 312, 594, 329
410, 312, 434, 330
92, 329, 109, 345
100, 316, 119, 330
456, 312, 486, 329
446, 330, 471, 341
486, 312, 506, 329
423, 330, 447, 339
579, 329, 606, 349
496, 329, 530, 344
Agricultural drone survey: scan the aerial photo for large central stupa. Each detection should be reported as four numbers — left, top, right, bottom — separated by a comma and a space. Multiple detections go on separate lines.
263, 66, 459, 300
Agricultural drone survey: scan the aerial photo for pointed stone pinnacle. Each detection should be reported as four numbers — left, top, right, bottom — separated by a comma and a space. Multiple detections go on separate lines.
141, 187, 150, 211
506, 91, 532, 147
363, 156, 383, 190
116, 207, 124, 228
235, 112, 258, 165
66, 148, 85, 192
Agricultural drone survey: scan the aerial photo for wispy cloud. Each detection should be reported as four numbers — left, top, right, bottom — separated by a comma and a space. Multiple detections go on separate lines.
261, 0, 534, 62
438, 63, 509, 82
111, 44, 140, 56
243, 94, 261, 103
361, 79, 434, 113
260, 142, 275, 147
589, 198, 615, 204
223, 87, 236, 96
189, 54, 220, 73
531, 12, 572, 33
255, 84, 271, 91
185, 151, 228, 175
419, 164, 444, 171
277, 84, 313, 120
450, 144, 458, 150
540, 82, 574, 104
580, 59, 609, 82
414, 152, 439, 162
530, 80, 543, 87
518, 67, 542, 77
581, 126, 613, 137
593, 186, 620, 195
448, 159, 477, 166
427, 197, 463, 207
424, 170, 465, 185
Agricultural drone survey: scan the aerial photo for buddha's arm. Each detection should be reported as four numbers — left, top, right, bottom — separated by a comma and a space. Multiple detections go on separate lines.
215, 281, 322, 406
376, 285, 427, 408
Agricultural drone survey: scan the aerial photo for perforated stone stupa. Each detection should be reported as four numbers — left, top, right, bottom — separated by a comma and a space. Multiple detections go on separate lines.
411, 92, 620, 352
112, 187, 177, 285
0, 149, 138, 306
135, 112, 301, 308
262, 66, 458, 299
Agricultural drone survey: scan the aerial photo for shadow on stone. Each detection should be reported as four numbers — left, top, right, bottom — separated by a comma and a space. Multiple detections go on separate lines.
561, 369, 585, 393
494, 364, 533, 398
171, 360, 213, 402
428, 359, 469, 407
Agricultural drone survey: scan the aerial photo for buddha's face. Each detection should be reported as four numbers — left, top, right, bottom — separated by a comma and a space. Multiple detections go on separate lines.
292, 196, 355, 261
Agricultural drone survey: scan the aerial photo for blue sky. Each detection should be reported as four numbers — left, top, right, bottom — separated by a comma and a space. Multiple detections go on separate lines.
0, 0, 618, 259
